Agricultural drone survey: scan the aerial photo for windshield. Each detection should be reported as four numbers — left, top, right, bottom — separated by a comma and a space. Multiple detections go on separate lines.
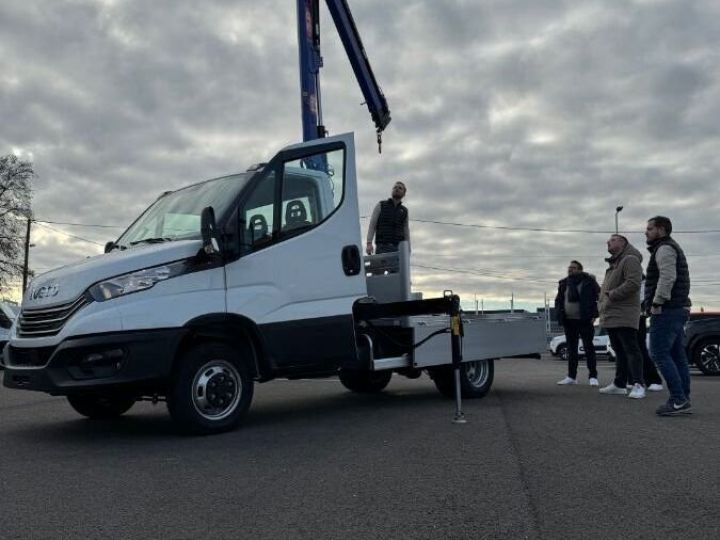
116, 173, 251, 248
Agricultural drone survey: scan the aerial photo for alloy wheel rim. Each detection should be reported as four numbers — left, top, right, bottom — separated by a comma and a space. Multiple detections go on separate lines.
464, 360, 489, 388
700, 344, 720, 373
192, 360, 242, 421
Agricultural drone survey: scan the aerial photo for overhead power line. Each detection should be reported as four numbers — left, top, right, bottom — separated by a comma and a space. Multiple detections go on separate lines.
35, 219, 124, 229
360, 215, 720, 235
409, 218, 720, 235
33, 222, 104, 246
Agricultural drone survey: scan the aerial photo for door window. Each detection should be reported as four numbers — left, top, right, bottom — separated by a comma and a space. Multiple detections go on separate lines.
280, 148, 345, 237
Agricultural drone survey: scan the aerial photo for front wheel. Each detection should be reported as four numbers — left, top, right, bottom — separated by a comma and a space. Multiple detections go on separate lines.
167, 342, 254, 435
339, 369, 392, 393
692, 337, 720, 375
557, 345, 569, 362
67, 394, 136, 419
430, 359, 495, 399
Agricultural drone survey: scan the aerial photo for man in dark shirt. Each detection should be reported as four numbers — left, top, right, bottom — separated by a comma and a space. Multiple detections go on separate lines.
554, 260, 601, 386
366, 181, 410, 255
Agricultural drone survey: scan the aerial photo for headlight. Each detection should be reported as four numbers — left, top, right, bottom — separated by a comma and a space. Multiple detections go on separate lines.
88, 260, 189, 301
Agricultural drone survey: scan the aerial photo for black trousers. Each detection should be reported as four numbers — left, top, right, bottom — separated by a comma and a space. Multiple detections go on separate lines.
638, 316, 662, 386
376, 243, 398, 254
607, 327, 644, 387
563, 319, 598, 379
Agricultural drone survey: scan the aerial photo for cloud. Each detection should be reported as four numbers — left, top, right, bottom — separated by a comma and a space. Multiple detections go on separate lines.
1, 0, 719, 309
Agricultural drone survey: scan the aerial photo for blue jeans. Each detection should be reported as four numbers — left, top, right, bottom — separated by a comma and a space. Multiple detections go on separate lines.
649, 307, 690, 403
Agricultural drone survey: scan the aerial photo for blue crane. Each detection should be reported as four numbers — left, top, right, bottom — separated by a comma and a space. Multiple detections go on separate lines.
296, 0, 391, 152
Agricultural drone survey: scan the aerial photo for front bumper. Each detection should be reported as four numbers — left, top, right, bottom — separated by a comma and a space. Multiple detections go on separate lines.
2, 329, 185, 395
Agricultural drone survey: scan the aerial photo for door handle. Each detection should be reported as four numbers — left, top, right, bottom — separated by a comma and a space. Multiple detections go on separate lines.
341, 245, 361, 276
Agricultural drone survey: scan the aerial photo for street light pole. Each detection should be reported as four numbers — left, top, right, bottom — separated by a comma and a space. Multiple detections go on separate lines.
614, 205, 624, 234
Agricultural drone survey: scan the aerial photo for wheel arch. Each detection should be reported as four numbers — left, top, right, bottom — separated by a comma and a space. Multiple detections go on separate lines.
688, 331, 720, 355
177, 313, 272, 381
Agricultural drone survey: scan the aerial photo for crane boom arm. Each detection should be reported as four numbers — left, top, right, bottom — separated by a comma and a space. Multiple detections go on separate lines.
324, 0, 391, 135
297, 0, 391, 148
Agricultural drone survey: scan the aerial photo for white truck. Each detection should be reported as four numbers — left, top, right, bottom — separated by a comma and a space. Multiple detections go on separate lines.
3, 134, 545, 434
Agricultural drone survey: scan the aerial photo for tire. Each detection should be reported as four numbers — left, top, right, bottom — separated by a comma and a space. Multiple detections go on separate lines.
430, 359, 495, 399
339, 369, 392, 393
692, 337, 720, 376
557, 345, 569, 362
167, 342, 254, 435
67, 394, 136, 419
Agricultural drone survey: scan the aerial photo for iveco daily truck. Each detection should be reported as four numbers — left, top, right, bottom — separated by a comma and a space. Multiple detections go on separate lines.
3, 134, 545, 433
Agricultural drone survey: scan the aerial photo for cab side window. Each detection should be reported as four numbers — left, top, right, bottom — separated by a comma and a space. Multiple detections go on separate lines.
280, 148, 345, 238
238, 146, 346, 254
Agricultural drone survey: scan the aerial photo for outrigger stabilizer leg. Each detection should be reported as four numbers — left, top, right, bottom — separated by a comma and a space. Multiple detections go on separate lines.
446, 291, 466, 424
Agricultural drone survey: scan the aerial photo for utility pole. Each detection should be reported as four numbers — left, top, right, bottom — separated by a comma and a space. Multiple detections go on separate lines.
22, 216, 32, 292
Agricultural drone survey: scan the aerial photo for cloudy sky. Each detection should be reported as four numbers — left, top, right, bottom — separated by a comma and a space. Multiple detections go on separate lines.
2, 0, 719, 311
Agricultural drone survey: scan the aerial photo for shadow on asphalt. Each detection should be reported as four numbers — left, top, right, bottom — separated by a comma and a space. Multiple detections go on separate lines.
3, 381, 451, 442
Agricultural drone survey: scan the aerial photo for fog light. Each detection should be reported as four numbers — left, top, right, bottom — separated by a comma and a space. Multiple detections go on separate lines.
82, 348, 125, 365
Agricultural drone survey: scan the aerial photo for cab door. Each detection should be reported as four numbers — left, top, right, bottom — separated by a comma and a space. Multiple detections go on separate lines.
224, 133, 366, 371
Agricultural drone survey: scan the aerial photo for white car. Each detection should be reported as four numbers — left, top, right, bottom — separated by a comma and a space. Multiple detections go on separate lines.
0, 301, 19, 368
548, 326, 616, 361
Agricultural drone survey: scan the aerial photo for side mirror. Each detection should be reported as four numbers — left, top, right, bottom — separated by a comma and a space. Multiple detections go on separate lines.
104, 241, 115, 254
201, 206, 221, 256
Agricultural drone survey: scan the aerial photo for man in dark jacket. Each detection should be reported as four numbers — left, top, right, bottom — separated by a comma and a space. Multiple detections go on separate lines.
366, 181, 410, 255
644, 216, 692, 416
555, 260, 601, 386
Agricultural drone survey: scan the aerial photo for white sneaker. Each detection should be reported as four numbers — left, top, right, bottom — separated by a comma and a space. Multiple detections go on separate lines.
557, 377, 578, 385
627, 383, 646, 399
588, 378, 599, 387
599, 383, 627, 395
647, 383, 664, 392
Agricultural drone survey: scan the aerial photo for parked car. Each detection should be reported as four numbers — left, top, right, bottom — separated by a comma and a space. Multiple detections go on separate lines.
548, 326, 616, 362
685, 314, 720, 375
0, 301, 19, 368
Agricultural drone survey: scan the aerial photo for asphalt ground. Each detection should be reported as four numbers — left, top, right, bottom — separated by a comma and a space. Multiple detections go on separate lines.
1, 355, 719, 540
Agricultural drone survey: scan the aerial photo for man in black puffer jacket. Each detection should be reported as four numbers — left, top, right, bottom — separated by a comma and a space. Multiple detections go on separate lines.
554, 260, 601, 386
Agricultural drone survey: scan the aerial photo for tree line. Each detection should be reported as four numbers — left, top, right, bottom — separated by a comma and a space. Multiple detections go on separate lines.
0, 154, 34, 294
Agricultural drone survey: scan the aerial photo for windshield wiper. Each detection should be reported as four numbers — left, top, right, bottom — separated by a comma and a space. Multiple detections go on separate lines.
129, 237, 174, 246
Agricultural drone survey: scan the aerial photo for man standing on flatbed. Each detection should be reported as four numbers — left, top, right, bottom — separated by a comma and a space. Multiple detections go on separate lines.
366, 181, 410, 255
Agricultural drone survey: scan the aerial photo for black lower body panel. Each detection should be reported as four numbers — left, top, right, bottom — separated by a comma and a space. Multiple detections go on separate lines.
2, 329, 185, 395
258, 314, 358, 373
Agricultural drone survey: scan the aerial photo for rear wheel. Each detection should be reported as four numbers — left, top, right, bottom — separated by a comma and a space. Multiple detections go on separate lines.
339, 369, 392, 393
692, 337, 720, 375
557, 345, 569, 362
167, 342, 254, 434
430, 359, 495, 399
67, 394, 136, 419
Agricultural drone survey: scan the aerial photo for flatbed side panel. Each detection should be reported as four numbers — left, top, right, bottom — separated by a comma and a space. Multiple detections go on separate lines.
412, 315, 546, 368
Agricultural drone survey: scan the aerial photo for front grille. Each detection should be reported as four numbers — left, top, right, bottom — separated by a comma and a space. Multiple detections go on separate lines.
7, 346, 55, 367
17, 295, 91, 338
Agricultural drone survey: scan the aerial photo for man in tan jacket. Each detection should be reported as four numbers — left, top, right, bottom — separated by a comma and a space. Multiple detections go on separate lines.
598, 235, 646, 399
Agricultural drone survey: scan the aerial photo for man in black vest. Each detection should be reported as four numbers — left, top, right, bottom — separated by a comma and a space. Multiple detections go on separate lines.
644, 216, 692, 416
366, 181, 410, 255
